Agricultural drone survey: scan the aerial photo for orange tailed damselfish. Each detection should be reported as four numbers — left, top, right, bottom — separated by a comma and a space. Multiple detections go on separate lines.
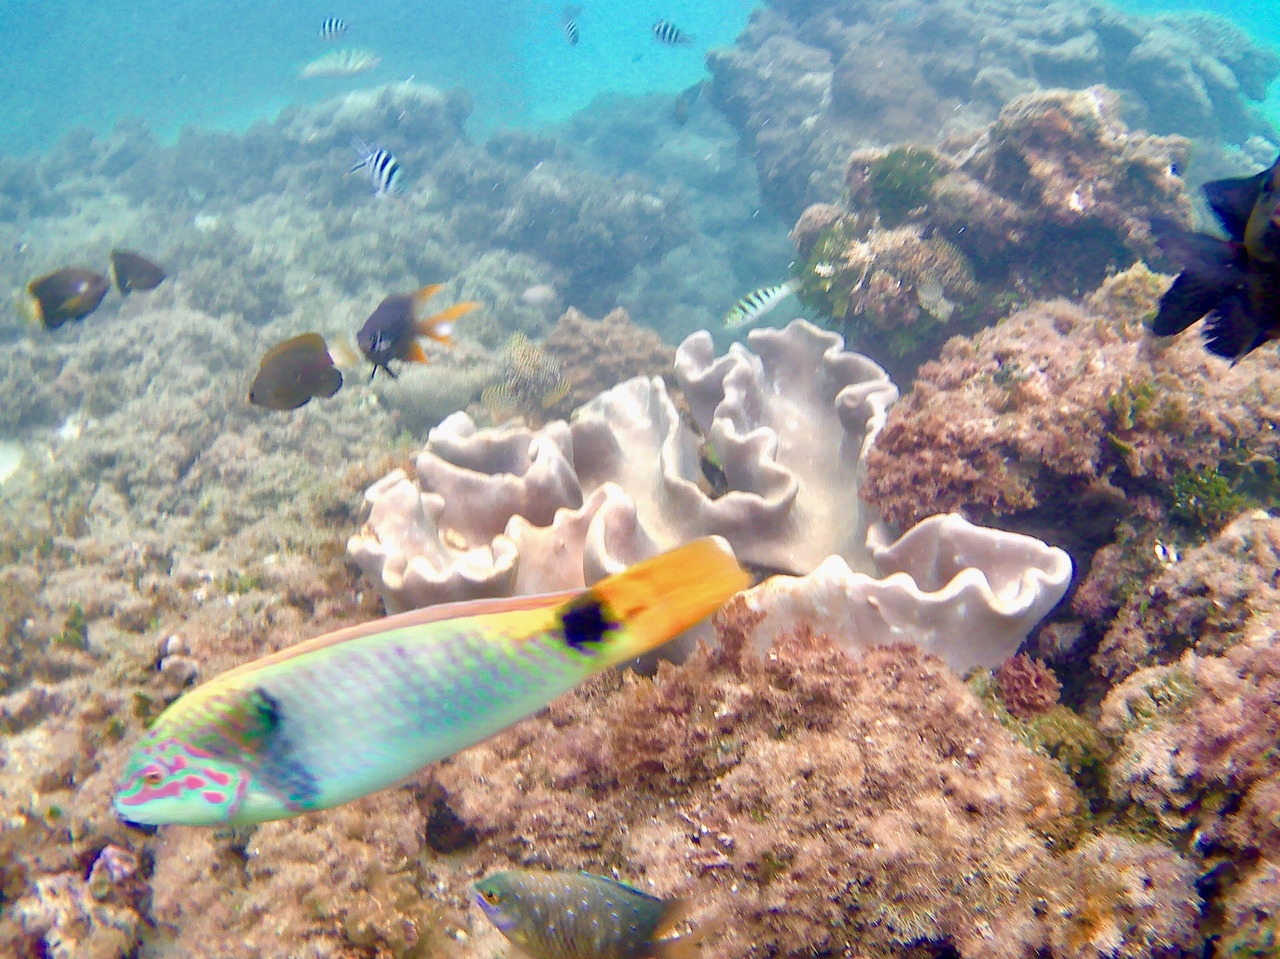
357, 284, 480, 379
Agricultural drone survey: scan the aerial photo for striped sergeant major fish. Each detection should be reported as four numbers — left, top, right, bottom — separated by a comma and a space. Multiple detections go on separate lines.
319, 17, 347, 41
723, 280, 799, 329
561, 4, 581, 46
652, 19, 694, 45
350, 137, 401, 198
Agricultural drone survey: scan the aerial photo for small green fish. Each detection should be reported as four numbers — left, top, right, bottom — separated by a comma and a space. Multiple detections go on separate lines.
722, 280, 798, 329
475, 869, 715, 959
113, 539, 747, 826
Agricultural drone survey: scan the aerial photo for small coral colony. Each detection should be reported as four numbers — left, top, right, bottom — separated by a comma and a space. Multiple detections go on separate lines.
9, 1, 1280, 958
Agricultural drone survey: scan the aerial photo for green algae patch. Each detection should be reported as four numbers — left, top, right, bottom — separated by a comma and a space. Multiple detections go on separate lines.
867, 146, 940, 226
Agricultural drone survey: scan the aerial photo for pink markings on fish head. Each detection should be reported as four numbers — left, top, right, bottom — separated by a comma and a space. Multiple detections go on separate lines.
115, 737, 250, 823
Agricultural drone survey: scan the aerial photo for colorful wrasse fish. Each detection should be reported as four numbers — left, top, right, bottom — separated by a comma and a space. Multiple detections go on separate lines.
357, 284, 480, 379
723, 280, 798, 329
475, 869, 718, 959
113, 539, 748, 826
1151, 152, 1280, 361
23, 267, 111, 329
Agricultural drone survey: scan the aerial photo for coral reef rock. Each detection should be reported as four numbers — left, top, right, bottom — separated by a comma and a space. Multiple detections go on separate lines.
796, 87, 1192, 379
352, 320, 1072, 664
541, 306, 676, 420
862, 263, 1280, 611
429, 611, 1203, 959
707, 0, 1278, 218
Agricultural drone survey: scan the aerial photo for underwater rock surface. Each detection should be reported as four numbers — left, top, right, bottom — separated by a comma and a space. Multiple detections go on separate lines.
708, 0, 1279, 218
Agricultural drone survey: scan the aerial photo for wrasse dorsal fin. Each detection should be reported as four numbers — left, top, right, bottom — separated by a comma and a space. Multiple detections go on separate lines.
212, 591, 581, 685
1203, 168, 1271, 242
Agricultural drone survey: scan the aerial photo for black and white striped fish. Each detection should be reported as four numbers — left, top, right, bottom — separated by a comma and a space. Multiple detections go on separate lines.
723, 280, 798, 329
561, 4, 581, 46
652, 19, 694, 45
350, 138, 401, 198
319, 17, 347, 41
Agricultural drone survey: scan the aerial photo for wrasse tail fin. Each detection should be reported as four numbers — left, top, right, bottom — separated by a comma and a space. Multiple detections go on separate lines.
580, 538, 747, 663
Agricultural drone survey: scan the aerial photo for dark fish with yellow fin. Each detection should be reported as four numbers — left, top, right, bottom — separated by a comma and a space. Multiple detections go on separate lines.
248, 332, 343, 411
24, 267, 111, 329
357, 284, 480, 379
1151, 152, 1280, 361
475, 869, 719, 959
109, 249, 166, 294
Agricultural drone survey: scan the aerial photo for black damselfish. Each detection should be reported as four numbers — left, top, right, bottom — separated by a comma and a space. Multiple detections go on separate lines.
1150, 154, 1280, 361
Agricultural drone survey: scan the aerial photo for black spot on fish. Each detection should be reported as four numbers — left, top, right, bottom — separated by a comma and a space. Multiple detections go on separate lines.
249, 687, 321, 808
558, 597, 618, 653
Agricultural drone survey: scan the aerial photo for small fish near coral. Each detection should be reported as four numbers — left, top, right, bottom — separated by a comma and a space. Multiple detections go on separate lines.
357, 284, 479, 378
109, 249, 166, 294
23, 267, 111, 329
561, 4, 581, 46
350, 137, 401, 197
475, 869, 719, 959
723, 280, 798, 329
113, 539, 748, 826
1150, 153, 1280, 361
652, 19, 694, 45
248, 332, 344, 411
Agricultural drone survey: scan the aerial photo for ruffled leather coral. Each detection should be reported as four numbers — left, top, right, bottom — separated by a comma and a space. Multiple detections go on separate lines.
349, 320, 1072, 663
736, 514, 1074, 675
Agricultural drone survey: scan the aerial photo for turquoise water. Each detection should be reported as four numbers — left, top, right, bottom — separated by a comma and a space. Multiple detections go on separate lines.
0, 0, 754, 153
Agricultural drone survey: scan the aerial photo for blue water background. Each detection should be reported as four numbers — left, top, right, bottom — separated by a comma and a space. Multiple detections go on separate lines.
6, 0, 1268, 157
0, 0, 755, 154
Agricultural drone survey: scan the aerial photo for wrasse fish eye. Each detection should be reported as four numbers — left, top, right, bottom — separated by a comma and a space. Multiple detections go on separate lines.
480, 889, 503, 906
